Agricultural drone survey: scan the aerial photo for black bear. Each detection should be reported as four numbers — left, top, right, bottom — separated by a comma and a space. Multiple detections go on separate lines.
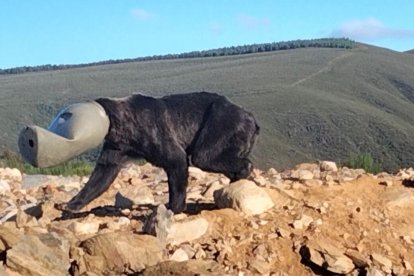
65, 92, 260, 213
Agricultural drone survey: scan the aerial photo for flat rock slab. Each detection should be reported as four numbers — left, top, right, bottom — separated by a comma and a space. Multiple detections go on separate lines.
79, 232, 163, 274
6, 234, 70, 276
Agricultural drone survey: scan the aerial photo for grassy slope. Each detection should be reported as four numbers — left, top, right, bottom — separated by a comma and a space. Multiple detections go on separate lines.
1, 44, 414, 171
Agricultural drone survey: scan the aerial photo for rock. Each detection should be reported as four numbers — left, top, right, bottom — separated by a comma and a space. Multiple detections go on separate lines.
276, 227, 291, 238
119, 163, 141, 180
142, 260, 223, 276
266, 167, 278, 175
298, 170, 314, 180
214, 180, 274, 215
202, 181, 223, 199
366, 268, 384, 276
180, 244, 196, 259
118, 216, 131, 227
292, 220, 304, 230
69, 221, 100, 236
144, 205, 209, 245
143, 204, 174, 245
292, 214, 313, 230
115, 185, 155, 209
188, 166, 207, 180
248, 259, 270, 274
0, 225, 22, 251
403, 259, 413, 271
16, 209, 38, 228
300, 241, 354, 274
80, 232, 163, 274
6, 234, 70, 276
371, 253, 392, 271
302, 179, 323, 186
39, 201, 63, 225
253, 176, 268, 187
0, 180, 10, 195
170, 248, 190, 262
167, 217, 209, 246
0, 168, 22, 188
320, 161, 338, 172
379, 180, 393, 187
285, 169, 314, 181
345, 249, 368, 268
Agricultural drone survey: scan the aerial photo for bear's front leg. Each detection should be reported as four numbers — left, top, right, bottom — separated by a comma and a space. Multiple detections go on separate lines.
164, 159, 188, 214
64, 144, 126, 212
65, 163, 122, 211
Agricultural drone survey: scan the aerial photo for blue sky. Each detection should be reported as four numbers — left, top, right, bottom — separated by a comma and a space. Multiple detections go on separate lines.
1, 1, 414, 68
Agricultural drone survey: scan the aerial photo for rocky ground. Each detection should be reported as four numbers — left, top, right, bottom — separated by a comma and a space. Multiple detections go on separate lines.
0, 161, 414, 275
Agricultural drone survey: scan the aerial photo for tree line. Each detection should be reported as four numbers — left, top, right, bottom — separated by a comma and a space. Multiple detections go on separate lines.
0, 38, 355, 75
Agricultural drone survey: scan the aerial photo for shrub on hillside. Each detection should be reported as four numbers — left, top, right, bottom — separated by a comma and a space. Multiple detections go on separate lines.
342, 152, 382, 174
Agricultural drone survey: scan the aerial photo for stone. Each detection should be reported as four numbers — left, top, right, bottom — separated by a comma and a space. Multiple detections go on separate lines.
366, 268, 384, 276
69, 221, 100, 236
292, 220, 304, 230
39, 201, 63, 225
167, 217, 209, 246
202, 181, 223, 199
143, 204, 174, 245
276, 227, 291, 238
300, 241, 354, 274
188, 166, 207, 180
253, 176, 268, 187
292, 214, 313, 229
320, 161, 338, 172
115, 185, 155, 209
345, 249, 368, 268
144, 204, 209, 246
248, 259, 270, 274
119, 163, 141, 180
0, 225, 22, 251
266, 167, 278, 176
403, 260, 413, 271
16, 209, 38, 228
180, 244, 196, 259
371, 253, 392, 271
80, 232, 163, 274
298, 170, 314, 180
170, 248, 190, 262
0, 168, 22, 188
6, 234, 70, 276
379, 180, 393, 187
142, 260, 223, 276
118, 216, 131, 227
0, 180, 10, 195
214, 180, 274, 215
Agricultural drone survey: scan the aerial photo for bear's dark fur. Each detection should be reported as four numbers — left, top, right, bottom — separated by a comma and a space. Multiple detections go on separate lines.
66, 92, 259, 213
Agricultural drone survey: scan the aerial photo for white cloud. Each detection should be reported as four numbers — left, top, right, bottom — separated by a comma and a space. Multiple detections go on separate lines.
237, 14, 271, 29
131, 8, 153, 21
333, 17, 414, 40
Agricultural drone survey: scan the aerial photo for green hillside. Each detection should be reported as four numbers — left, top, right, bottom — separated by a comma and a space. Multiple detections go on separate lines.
1, 43, 414, 171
